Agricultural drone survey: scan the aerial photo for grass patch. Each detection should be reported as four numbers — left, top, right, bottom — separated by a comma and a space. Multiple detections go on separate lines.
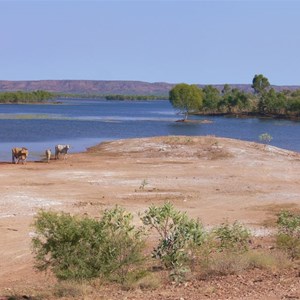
245, 250, 291, 270
198, 252, 250, 277
52, 281, 92, 298
121, 271, 161, 291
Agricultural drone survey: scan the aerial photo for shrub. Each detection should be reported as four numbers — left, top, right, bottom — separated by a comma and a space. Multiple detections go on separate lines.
32, 207, 145, 282
276, 210, 300, 259
141, 202, 206, 269
99, 206, 146, 283
212, 221, 251, 253
32, 210, 104, 280
259, 132, 273, 144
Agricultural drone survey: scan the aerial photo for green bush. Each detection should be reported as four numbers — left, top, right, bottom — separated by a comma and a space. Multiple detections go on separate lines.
141, 202, 206, 269
276, 210, 300, 259
98, 206, 146, 283
259, 132, 273, 144
32, 207, 145, 282
212, 221, 251, 253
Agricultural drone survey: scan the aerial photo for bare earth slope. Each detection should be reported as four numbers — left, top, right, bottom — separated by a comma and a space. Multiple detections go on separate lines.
0, 136, 300, 299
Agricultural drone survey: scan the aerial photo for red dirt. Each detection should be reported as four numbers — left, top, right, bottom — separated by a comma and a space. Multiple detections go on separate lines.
1, 136, 300, 299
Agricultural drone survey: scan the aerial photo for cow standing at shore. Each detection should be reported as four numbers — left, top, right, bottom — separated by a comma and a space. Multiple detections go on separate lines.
45, 149, 51, 163
55, 144, 70, 160
12, 147, 29, 164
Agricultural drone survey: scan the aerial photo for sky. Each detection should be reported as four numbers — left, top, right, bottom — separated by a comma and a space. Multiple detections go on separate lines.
1, 0, 300, 86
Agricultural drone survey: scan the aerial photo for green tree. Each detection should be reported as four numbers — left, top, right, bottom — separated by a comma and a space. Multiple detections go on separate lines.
259, 88, 286, 115
287, 98, 300, 115
169, 83, 203, 120
218, 88, 250, 113
252, 74, 270, 95
222, 84, 231, 95
202, 85, 220, 112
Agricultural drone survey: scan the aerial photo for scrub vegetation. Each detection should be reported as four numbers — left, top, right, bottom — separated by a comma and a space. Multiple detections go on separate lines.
31, 203, 300, 292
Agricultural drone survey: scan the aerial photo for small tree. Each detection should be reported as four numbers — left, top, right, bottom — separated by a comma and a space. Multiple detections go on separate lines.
169, 83, 203, 120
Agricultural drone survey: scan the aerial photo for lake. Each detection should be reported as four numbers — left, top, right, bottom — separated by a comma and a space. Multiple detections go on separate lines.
0, 99, 299, 161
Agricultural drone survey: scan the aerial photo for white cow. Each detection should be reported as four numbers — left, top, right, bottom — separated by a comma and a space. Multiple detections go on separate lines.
45, 149, 52, 163
55, 144, 70, 160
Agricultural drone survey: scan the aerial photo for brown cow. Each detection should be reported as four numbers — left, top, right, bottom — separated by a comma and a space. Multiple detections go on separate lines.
12, 147, 29, 164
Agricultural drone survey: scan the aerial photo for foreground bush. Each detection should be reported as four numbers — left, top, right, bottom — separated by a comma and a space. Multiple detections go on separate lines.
32, 207, 145, 282
276, 210, 300, 259
141, 202, 206, 269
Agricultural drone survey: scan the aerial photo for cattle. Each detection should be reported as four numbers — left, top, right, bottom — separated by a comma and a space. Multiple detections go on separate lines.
12, 147, 29, 164
55, 144, 70, 160
45, 149, 51, 163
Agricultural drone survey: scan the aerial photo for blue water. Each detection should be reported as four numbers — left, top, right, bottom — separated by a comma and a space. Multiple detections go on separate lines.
0, 99, 299, 161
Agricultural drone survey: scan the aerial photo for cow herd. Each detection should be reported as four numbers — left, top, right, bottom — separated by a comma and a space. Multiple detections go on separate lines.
11, 144, 70, 164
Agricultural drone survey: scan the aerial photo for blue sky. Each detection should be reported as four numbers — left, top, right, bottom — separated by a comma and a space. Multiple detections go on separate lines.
1, 0, 299, 85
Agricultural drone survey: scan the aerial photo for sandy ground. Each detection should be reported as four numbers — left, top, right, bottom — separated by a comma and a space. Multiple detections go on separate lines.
0, 135, 300, 298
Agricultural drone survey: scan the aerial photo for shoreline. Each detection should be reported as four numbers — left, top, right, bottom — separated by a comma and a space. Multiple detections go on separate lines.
1, 133, 300, 164
194, 111, 300, 121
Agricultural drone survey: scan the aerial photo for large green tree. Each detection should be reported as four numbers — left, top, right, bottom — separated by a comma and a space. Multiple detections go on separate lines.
169, 83, 203, 120
252, 74, 270, 95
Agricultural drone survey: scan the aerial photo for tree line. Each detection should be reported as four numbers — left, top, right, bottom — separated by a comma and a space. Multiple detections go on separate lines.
169, 74, 300, 120
0, 90, 54, 103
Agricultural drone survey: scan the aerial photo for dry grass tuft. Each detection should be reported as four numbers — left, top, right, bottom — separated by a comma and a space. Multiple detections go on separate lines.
52, 281, 92, 298
245, 250, 291, 271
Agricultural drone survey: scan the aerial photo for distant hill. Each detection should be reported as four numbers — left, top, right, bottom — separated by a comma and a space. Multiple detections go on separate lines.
0, 80, 299, 96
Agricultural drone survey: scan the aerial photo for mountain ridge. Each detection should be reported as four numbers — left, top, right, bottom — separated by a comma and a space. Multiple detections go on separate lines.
0, 80, 299, 96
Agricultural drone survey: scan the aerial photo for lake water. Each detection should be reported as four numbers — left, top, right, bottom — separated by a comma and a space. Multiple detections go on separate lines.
0, 99, 299, 161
